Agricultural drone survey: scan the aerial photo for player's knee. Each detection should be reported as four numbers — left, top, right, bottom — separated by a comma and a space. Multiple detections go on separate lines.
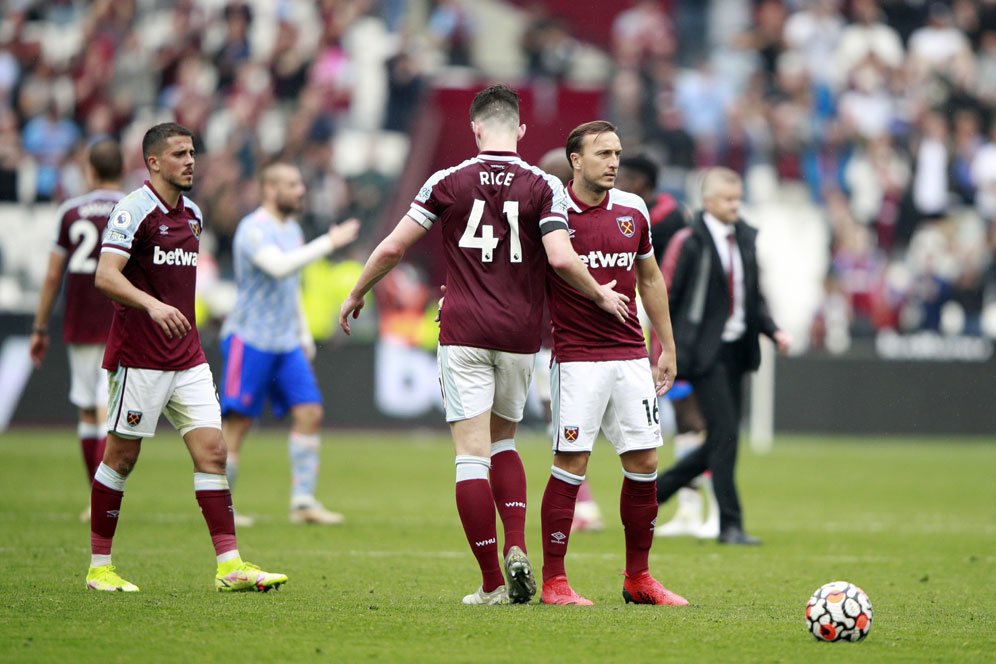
554, 451, 589, 476
106, 450, 139, 476
293, 403, 323, 430
622, 450, 658, 476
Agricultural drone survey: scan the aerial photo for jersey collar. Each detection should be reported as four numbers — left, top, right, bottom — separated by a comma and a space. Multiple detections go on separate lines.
566, 180, 611, 213
476, 151, 519, 162
144, 179, 186, 213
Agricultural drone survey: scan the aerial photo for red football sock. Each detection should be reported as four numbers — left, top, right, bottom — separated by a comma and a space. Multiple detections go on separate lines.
620, 476, 657, 576
90, 480, 123, 555
196, 490, 237, 556
456, 479, 504, 592
541, 475, 580, 581
490, 448, 527, 555
80, 436, 105, 482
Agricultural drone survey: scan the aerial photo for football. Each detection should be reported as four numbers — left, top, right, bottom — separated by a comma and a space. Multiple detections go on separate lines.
805, 581, 873, 642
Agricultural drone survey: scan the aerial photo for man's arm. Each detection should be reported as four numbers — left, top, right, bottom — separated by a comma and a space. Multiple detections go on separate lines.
94, 252, 191, 340
756, 286, 792, 354
339, 216, 428, 335
637, 257, 677, 395
542, 229, 629, 323
29, 251, 67, 367
297, 292, 316, 361
252, 218, 361, 279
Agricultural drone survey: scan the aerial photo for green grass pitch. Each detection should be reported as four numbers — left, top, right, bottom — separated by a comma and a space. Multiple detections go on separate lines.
0, 428, 993, 663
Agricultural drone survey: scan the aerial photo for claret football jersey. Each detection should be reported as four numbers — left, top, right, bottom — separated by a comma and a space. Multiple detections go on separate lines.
52, 189, 121, 344
549, 185, 654, 363
100, 181, 207, 371
407, 151, 568, 354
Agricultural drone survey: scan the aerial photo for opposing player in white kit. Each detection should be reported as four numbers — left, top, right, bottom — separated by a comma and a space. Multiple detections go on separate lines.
539, 121, 688, 606
30, 138, 122, 521
340, 85, 629, 605
86, 122, 285, 593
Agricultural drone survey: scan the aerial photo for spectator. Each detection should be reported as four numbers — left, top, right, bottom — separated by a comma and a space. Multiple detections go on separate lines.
833, 0, 904, 91
0, 108, 21, 201
427, 0, 475, 68
611, 0, 675, 70
21, 102, 81, 202
912, 110, 951, 222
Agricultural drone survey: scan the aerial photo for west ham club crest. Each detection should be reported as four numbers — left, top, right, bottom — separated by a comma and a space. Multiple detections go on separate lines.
126, 410, 143, 427
616, 216, 635, 238
188, 218, 202, 240
563, 426, 579, 442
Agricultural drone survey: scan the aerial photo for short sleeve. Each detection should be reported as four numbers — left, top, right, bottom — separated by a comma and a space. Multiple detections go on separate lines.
408, 171, 446, 230
537, 174, 569, 235
101, 200, 145, 258
52, 206, 71, 255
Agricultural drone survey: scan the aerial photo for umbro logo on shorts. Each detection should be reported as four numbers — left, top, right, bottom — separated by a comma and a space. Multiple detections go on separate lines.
563, 426, 579, 442
126, 410, 143, 427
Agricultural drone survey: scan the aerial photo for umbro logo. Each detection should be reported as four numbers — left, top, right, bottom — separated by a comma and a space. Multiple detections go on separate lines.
550, 531, 567, 544
159, 224, 169, 235
106, 510, 120, 518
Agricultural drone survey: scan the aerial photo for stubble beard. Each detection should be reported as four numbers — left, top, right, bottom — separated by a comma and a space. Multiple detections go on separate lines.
168, 174, 194, 192
276, 198, 301, 217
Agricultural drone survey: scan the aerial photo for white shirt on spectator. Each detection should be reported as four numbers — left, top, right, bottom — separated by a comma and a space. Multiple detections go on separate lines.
834, 23, 904, 89
913, 138, 949, 216
908, 26, 970, 68
971, 141, 996, 221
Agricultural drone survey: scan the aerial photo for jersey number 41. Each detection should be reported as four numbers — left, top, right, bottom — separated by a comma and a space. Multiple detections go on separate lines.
459, 199, 521, 264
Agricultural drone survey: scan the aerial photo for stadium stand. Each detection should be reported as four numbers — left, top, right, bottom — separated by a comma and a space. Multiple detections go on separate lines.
2, 0, 996, 354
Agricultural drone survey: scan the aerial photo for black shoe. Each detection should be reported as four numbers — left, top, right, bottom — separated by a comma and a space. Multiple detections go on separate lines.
717, 526, 762, 546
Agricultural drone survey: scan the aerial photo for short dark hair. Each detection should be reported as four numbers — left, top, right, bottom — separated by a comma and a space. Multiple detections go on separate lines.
142, 122, 193, 161
88, 138, 123, 182
618, 154, 659, 188
469, 85, 520, 126
565, 120, 617, 164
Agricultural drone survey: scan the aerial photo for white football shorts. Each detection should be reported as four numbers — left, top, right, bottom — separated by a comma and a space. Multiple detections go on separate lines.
437, 345, 535, 423
532, 347, 552, 402
67, 344, 108, 410
106, 363, 221, 438
551, 358, 663, 455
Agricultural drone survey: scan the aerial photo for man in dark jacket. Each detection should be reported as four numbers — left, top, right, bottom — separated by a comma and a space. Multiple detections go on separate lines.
657, 167, 791, 545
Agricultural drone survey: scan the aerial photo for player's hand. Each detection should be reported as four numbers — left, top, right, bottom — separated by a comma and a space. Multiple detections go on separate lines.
302, 336, 317, 362
329, 218, 361, 252
339, 293, 365, 335
773, 329, 792, 355
655, 347, 677, 397
595, 279, 630, 324
29, 332, 48, 367
434, 284, 446, 324
148, 302, 191, 339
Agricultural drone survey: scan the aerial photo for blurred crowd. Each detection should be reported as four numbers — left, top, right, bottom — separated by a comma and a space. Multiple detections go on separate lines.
588, 0, 996, 344
0, 0, 441, 270
5, 0, 996, 347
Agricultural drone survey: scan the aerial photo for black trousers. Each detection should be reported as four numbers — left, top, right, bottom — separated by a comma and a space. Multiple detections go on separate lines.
657, 340, 747, 531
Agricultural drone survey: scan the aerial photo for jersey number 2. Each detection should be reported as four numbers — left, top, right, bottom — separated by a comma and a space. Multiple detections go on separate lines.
67, 219, 99, 274
460, 199, 521, 263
